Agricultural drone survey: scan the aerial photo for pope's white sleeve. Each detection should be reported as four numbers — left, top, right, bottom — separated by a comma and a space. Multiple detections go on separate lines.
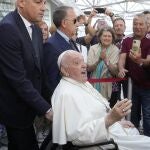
64, 95, 110, 146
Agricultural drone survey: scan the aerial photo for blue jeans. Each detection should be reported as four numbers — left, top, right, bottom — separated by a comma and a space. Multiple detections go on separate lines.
131, 84, 150, 136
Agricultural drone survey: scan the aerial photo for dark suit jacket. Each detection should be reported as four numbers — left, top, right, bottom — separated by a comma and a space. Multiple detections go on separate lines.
0, 10, 50, 128
44, 32, 79, 93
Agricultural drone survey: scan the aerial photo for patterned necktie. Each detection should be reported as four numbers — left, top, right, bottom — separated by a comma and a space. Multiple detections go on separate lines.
69, 39, 79, 52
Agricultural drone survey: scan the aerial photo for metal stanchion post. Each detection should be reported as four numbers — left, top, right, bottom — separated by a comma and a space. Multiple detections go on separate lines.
126, 77, 132, 120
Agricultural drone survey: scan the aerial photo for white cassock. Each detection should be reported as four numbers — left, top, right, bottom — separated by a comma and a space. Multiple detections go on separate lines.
52, 77, 150, 150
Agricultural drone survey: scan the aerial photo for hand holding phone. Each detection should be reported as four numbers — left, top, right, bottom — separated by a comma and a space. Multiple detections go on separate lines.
132, 39, 141, 54
129, 40, 142, 64
84, 9, 98, 16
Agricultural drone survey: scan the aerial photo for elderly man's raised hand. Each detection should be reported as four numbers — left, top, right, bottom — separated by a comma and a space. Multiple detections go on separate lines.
105, 99, 132, 128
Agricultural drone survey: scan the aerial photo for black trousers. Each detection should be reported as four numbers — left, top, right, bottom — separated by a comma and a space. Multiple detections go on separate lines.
6, 125, 39, 150
40, 129, 52, 150
109, 80, 128, 108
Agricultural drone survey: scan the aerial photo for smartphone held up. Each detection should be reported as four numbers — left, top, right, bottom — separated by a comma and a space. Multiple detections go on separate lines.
84, 7, 106, 15
131, 39, 141, 54
95, 7, 106, 13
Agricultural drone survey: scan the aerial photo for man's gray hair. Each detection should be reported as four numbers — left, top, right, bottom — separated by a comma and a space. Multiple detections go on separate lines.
133, 13, 148, 27
53, 6, 73, 28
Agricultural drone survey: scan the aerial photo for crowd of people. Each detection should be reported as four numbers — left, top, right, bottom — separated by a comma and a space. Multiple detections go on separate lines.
0, 0, 150, 150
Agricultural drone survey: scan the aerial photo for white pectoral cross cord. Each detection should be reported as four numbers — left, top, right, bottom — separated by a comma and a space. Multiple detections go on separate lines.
63, 77, 111, 113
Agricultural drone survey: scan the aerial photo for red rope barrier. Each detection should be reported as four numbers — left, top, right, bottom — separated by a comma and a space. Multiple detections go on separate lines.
88, 77, 127, 83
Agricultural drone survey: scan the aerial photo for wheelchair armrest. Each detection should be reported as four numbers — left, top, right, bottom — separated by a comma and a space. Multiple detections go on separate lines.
75, 138, 118, 149
62, 138, 118, 150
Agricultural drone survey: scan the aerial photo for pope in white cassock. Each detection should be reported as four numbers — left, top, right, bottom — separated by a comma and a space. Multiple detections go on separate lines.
52, 50, 150, 150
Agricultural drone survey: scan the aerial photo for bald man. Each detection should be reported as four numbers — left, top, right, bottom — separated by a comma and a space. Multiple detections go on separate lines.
0, 0, 52, 150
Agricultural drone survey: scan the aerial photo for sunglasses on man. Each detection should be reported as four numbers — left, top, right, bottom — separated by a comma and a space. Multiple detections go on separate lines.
65, 18, 77, 24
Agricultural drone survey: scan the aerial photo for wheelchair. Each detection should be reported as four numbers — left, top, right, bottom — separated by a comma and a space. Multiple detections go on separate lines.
44, 135, 119, 150
41, 125, 119, 150
61, 138, 119, 150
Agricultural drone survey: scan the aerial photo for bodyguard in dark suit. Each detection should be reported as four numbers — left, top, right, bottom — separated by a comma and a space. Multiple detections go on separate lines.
44, 6, 79, 94
0, 0, 52, 150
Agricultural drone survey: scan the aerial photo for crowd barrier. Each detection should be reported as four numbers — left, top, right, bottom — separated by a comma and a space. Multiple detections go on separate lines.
88, 77, 127, 83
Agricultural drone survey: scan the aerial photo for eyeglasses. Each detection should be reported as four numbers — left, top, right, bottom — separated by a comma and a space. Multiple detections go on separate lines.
65, 18, 77, 24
